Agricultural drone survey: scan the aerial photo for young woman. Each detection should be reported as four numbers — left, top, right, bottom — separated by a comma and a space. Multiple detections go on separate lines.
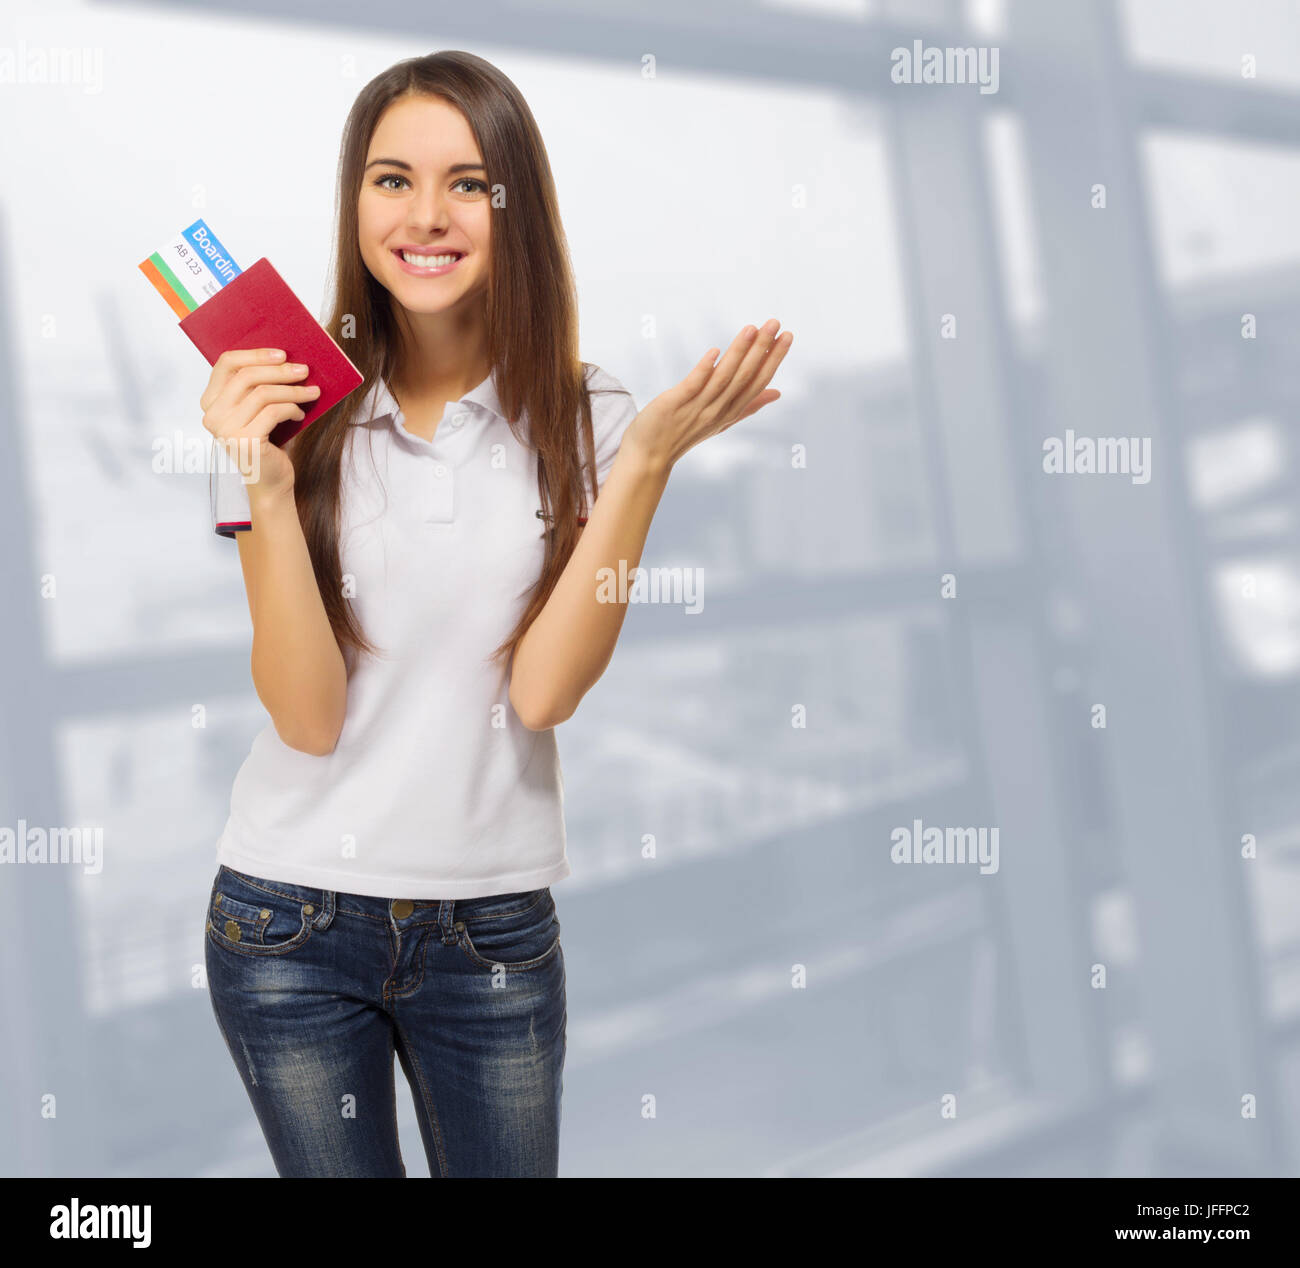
199, 50, 791, 1178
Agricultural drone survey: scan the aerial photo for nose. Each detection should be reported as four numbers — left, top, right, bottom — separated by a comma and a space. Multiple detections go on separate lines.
408, 185, 452, 233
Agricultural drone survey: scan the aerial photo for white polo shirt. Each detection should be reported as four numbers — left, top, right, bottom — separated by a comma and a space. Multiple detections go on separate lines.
210, 362, 638, 899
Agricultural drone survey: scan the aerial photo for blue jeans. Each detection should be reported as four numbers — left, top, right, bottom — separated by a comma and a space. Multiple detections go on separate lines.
203, 864, 566, 1177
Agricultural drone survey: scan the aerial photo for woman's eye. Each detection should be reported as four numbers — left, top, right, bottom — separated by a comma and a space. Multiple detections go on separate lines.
371, 175, 484, 194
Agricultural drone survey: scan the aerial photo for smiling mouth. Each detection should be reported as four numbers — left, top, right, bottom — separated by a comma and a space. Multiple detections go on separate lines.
394, 249, 464, 269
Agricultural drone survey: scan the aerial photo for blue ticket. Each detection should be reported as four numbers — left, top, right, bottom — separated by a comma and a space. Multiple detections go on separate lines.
181, 219, 241, 286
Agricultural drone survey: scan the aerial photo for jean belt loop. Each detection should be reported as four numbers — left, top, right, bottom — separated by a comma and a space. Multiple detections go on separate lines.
438, 897, 457, 944
308, 889, 336, 931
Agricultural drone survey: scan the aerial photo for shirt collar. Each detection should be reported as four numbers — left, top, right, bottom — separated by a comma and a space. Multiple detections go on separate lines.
351, 366, 506, 428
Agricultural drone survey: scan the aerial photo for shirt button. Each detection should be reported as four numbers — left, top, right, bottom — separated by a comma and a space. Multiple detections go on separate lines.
433, 463, 447, 478
392, 899, 414, 919
451, 416, 463, 428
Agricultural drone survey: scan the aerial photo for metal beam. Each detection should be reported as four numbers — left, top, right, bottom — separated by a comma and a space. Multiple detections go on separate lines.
884, 60, 1101, 1116
0, 208, 99, 1176
1010, 0, 1282, 1174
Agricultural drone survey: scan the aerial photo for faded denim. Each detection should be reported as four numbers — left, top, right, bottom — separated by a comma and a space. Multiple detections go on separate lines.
203, 864, 566, 1177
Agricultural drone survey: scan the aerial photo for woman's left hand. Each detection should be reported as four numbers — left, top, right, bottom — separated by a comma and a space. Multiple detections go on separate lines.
622, 318, 793, 472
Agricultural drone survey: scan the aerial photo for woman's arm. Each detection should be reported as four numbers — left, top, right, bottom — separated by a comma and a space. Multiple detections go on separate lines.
199, 347, 347, 756
508, 319, 792, 729
508, 442, 671, 730
237, 483, 349, 755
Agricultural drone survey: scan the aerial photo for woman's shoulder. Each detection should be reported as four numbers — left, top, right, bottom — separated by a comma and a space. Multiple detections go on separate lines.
582, 359, 637, 399
580, 362, 640, 490
582, 362, 637, 420
583, 361, 628, 391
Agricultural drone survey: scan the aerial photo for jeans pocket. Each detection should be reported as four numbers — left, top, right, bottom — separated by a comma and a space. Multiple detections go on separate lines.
206, 865, 319, 958
456, 888, 561, 972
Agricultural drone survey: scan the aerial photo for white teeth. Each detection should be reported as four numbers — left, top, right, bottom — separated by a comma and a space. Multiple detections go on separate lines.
401, 251, 461, 267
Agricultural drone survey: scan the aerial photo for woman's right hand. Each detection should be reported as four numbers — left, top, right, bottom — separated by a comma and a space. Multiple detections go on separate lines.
199, 348, 322, 503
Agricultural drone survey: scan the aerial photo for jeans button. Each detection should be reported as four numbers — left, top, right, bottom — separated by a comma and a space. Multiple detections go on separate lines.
392, 900, 414, 920
223, 920, 241, 941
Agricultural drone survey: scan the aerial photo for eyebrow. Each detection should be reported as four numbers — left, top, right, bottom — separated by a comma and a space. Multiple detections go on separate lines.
364, 158, 486, 174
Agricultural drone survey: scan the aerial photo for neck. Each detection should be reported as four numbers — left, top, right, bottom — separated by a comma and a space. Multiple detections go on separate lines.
390, 300, 491, 401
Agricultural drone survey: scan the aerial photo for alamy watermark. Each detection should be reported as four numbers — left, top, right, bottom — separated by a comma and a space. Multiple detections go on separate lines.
1043, 429, 1151, 484
152, 431, 262, 483
0, 821, 102, 874
891, 817, 999, 874
596, 560, 704, 614
0, 42, 103, 94
50, 1201, 150, 1248
890, 40, 1000, 94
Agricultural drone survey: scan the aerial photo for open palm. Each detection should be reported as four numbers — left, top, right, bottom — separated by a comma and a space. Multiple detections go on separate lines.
623, 318, 793, 470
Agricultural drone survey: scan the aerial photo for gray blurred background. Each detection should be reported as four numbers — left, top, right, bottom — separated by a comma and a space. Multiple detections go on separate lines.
2, 0, 1299, 1177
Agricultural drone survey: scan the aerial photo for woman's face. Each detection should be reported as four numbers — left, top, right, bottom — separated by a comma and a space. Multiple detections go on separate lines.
358, 95, 491, 316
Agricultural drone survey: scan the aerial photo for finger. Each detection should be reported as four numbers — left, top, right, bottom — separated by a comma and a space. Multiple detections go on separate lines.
715, 320, 787, 415
674, 346, 721, 400
219, 404, 309, 471
229, 383, 320, 435
701, 320, 778, 413
743, 328, 793, 398
218, 360, 312, 416
207, 360, 308, 432
698, 325, 763, 409
202, 348, 286, 411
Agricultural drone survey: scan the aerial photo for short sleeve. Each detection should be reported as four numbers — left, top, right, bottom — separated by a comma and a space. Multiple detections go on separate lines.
210, 437, 252, 538
584, 364, 639, 498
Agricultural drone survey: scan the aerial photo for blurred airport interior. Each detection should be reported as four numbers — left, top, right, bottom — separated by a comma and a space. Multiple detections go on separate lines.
2, 0, 1300, 1176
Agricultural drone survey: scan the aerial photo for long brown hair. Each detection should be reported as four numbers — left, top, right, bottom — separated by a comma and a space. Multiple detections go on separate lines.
288, 50, 629, 675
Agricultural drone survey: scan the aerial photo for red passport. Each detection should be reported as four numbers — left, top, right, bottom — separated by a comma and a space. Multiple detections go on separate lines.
179, 257, 362, 446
